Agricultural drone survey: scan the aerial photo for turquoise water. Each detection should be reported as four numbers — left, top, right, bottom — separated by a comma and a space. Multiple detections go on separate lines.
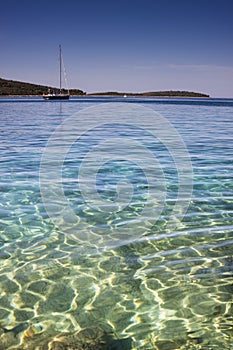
0, 97, 232, 349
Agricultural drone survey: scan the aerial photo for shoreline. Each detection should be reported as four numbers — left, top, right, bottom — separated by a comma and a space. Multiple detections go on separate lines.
0, 79, 210, 98
0, 94, 211, 98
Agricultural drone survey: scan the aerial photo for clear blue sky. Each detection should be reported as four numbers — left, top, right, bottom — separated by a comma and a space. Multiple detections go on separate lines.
1, 0, 233, 97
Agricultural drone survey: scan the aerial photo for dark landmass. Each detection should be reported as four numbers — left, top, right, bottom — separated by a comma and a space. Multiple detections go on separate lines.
0, 77, 210, 98
88, 91, 210, 98
0, 78, 85, 96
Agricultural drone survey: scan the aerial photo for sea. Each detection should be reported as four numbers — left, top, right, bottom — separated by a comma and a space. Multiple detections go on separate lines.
0, 96, 232, 350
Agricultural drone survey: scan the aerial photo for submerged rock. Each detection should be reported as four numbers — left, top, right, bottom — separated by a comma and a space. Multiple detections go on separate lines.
23, 323, 46, 339
19, 327, 132, 350
1, 322, 28, 337
49, 328, 110, 350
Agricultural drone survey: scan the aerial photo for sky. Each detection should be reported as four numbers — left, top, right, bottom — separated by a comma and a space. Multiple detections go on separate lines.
1, 0, 233, 97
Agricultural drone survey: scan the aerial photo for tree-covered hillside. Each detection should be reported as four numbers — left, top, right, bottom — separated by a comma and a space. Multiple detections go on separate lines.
0, 78, 85, 95
88, 90, 210, 97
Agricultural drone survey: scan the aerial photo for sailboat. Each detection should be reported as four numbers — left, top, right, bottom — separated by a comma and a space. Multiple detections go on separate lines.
43, 45, 70, 100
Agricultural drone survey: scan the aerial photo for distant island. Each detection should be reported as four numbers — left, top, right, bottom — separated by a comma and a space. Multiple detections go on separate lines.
88, 91, 210, 98
0, 77, 210, 98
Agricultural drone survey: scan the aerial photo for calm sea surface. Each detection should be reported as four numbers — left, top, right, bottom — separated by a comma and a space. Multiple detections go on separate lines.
0, 97, 232, 349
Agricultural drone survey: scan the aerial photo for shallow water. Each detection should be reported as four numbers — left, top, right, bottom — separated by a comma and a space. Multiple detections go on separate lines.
0, 97, 232, 349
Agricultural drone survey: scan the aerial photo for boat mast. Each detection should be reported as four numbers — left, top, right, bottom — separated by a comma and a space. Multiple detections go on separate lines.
59, 44, 62, 94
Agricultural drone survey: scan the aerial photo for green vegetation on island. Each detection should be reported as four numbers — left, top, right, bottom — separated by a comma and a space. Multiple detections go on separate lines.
88, 91, 210, 97
0, 77, 210, 98
0, 78, 85, 96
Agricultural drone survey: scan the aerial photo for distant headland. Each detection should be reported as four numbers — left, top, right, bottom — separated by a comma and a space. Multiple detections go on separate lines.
0, 78, 210, 98
0, 78, 85, 96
